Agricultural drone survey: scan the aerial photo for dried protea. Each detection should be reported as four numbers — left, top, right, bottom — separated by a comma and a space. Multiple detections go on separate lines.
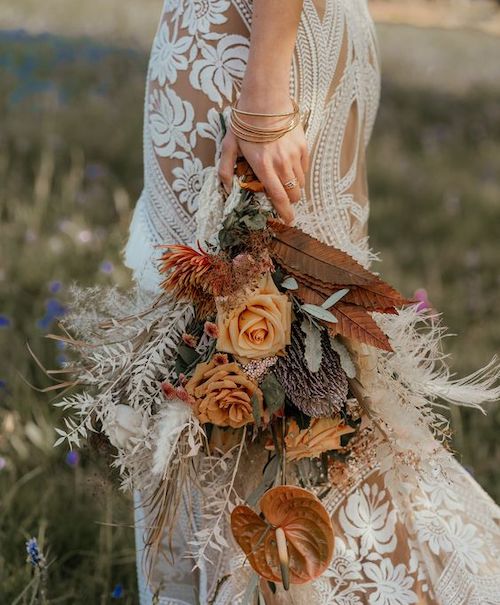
159, 244, 230, 313
273, 324, 348, 417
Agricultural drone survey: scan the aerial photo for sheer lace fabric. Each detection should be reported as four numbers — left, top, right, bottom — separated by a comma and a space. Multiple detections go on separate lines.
126, 1, 500, 603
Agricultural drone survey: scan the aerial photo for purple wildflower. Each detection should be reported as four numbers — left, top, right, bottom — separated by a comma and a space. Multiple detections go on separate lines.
37, 298, 67, 330
26, 537, 46, 568
100, 260, 114, 274
0, 457, 6, 471
414, 288, 432, 313
85, 163, 106, 180
65, 450, 80, 467
49, 280, 62, 294
111, 584, 124, 599
0, 315, 12, 328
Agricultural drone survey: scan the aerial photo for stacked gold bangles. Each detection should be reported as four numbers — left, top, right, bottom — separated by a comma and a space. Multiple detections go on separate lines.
229, 97, 305, 143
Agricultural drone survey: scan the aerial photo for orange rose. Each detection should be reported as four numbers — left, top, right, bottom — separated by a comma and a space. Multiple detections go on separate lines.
216, 273, 292, 360
185, 358, 263, 429
267, 418, 355, 461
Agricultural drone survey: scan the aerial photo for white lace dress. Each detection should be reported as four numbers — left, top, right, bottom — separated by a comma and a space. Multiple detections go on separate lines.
125, 1, 500, 603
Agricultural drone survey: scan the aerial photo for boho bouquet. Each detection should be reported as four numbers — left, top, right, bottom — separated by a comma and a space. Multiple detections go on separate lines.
45, 158, 500, 598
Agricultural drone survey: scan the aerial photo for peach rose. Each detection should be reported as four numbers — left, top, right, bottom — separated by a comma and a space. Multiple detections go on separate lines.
185, 358, 263, 429
216, 273, 292, 360
267, 418, 355, 461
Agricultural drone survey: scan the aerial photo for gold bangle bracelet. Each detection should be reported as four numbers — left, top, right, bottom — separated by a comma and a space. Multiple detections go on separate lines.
231, 97, 300, 118
230, 112, 300, 136
229, 99, 302, 143
230, 114, 301, 142
230, 116, 300, 142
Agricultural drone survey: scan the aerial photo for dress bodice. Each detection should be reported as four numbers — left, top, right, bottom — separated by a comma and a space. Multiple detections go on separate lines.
124, 0, 380, 292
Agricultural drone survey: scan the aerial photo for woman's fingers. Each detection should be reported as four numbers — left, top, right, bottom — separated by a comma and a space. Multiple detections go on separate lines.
249, 159, 293, 223
280, 173, 301, 204
301, 142, 310, 176
263, 175, 295, 224
218, 132, 239, 194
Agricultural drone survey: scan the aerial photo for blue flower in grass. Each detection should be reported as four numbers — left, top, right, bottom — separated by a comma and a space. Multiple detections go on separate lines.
0, 315, 12, 328
26, 537, 46, 568
49, 280, 62, 294
37, 298, 67, 330
65, 450, 80, 467
111, 583, 124, 599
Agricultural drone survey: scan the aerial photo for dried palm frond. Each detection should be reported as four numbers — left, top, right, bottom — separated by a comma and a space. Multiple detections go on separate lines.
274, 324, 348, 417
268, 219, 411, 315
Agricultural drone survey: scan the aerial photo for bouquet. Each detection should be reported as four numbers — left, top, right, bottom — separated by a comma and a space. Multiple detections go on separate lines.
45, 158, 499, 596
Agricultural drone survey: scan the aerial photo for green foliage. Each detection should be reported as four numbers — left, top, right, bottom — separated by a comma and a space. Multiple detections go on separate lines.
260, 373, 286, 415
218, 192, 270, 252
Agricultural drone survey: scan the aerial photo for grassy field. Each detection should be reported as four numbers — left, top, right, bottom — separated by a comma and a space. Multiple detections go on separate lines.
0, 21, 499, 604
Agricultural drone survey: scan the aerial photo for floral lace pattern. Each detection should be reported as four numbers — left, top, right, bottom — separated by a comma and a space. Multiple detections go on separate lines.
127, 1, 500, 604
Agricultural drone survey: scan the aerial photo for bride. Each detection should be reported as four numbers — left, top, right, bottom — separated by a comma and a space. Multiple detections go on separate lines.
124, 0, 500, 603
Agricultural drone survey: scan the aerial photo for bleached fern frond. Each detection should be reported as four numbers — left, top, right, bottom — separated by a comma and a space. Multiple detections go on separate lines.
187, 429, 247, 568
51, 284, 195, 493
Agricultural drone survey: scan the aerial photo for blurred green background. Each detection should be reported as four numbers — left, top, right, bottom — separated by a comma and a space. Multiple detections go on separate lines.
1, 1, 499, 602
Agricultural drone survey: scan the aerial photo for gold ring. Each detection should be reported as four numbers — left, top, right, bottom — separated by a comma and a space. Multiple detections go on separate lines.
283, 178, 298, 190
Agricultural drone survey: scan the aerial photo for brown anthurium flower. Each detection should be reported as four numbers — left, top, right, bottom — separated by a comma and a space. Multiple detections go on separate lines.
231, 486, 334, 587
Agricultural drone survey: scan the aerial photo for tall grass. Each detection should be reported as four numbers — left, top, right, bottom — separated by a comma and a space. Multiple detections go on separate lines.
0, 27, 499, 603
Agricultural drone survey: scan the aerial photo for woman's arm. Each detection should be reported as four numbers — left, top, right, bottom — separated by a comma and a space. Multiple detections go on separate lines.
218, 0, 308, 224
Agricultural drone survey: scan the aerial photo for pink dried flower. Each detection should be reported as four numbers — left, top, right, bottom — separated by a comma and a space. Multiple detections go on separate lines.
175, 386, 190, 403
161, 382, 177, 399
213, 353, 229, 365
182, 333, 198, 348
414, 288, 432, 313
233, 253, 254, 268
204, 321, 219, 339
178, 373, 188, 386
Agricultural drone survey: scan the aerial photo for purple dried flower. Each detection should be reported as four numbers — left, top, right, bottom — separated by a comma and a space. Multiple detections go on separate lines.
274, 325, 348, 417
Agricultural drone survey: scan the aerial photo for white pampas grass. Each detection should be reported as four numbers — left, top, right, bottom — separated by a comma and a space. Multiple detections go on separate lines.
153, 399, 197, 477
376, 306, 500, 413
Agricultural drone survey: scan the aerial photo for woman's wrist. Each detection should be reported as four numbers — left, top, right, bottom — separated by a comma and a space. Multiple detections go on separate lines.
238, 74, 292, 115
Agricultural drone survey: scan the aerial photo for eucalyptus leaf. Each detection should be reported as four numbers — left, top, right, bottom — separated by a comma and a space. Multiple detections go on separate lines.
175, 343, 200, 374
281, 277, 299, 290
301, 303, 338, 323
246, 456, 279, 507
322, 288, 350, 310
251, 392, 262, 427
329, 335, 357, 378
300, 318, 323, 373
260, 372, 285, 414
242, 213, 267, 231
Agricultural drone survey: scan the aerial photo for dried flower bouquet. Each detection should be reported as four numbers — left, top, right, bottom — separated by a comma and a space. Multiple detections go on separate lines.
45, 159, 500, 598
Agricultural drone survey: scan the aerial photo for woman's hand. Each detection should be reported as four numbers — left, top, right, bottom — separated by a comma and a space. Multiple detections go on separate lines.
218, 104, 309, 225
217, 0, 306, 224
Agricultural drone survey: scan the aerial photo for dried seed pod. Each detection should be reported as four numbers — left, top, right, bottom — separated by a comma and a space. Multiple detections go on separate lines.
273, 324, 348, 417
